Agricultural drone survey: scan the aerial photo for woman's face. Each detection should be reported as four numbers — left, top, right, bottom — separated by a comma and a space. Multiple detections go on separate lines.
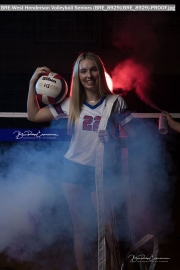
78, 58, 99, 92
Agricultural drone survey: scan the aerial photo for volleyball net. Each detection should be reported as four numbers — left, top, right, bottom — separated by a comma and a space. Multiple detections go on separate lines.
0, 112, 179, 142
0, 112, 180, 118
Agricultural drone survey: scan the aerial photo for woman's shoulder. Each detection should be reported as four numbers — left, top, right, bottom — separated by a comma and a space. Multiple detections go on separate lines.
61, 96, 71, 105
106, 93, 123, 98
106, 94, 128, 113
64, 96, 71, 101
105, 94, 125, 104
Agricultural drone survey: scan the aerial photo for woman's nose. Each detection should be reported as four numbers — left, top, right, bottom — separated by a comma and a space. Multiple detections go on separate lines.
87, 70, 92, 77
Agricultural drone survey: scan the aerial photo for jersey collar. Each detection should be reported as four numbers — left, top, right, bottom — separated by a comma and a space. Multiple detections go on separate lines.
84, 96, 106, 109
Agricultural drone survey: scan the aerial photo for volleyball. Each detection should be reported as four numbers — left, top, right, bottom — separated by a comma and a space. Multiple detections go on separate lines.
35, 72, 68, 105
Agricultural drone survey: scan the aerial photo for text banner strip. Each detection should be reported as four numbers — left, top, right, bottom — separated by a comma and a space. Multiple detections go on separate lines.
0, 5, 176, 12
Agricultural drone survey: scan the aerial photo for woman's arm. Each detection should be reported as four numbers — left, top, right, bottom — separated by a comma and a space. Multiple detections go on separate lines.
27, 66, 54, 122
162, 111, 180, 133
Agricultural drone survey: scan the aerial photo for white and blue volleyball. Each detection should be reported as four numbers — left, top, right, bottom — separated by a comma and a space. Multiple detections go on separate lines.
35, 72, 68, 105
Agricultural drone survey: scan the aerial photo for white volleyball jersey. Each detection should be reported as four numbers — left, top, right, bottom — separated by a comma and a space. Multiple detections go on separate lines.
49, 95, 132, 166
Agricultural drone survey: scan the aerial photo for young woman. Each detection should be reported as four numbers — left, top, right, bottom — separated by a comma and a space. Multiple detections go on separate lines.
27, 52, 132, 270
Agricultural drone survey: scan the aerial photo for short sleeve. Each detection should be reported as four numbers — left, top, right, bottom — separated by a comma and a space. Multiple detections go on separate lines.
48, 97, 70, 120
112, 96, 132, 126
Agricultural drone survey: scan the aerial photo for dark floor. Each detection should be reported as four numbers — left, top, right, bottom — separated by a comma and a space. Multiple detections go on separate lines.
0, 214, 179, 270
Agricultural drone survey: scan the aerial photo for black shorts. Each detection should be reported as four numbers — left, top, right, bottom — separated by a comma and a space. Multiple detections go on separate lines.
60, 158, 121, 190
61, 158, 96, 187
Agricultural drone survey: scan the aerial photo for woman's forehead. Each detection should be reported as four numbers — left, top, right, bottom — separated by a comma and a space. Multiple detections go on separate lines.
79, 58, 96, 69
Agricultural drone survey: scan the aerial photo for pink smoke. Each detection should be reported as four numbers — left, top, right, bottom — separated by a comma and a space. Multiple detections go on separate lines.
111, 58, 160, 111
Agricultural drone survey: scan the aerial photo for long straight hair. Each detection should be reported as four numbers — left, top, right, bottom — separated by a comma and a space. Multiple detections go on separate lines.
68, 52, 112, 129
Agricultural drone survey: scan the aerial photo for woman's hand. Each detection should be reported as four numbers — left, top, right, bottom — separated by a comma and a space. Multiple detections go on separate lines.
162, 111, 173, 122
29, 66, 51, 85
98, 130, 109, 143
162, 111, 176, 127
27, 66, 54, 122
162, 111, 180, 133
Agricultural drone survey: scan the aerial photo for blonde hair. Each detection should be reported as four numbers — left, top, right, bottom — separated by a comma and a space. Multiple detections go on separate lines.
68, 52, 112, 129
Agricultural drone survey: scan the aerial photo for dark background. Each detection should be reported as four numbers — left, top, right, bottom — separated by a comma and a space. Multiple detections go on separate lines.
0, 0, 180, 269
0, 1, 180, 116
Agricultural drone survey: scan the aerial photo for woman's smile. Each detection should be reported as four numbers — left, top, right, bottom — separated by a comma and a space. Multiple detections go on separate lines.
79, 58, 99, 92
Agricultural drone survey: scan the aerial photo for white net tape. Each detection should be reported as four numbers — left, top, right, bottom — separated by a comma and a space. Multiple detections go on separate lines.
0, 112, 180, 118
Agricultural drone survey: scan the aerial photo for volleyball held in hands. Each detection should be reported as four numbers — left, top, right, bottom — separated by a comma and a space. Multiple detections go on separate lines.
35, 72, 68, 105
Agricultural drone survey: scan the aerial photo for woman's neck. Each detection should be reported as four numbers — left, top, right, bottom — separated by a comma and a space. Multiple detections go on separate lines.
85, 92, 102, 105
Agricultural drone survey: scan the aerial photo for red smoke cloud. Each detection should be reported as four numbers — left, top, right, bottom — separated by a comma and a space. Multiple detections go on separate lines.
111, 58, 160, 111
